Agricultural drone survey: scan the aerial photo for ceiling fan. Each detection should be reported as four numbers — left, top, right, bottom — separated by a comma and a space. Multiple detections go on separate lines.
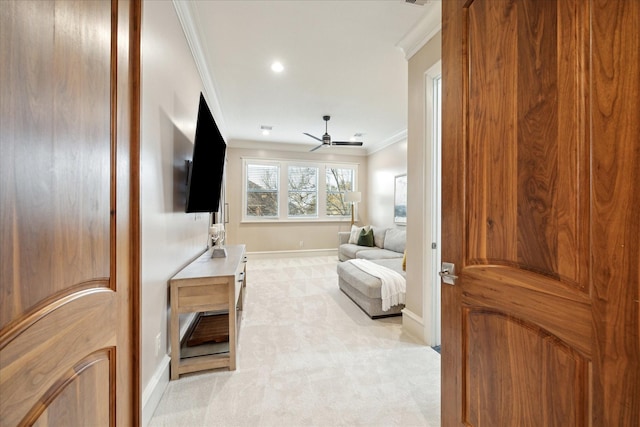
304, 115, 363, 152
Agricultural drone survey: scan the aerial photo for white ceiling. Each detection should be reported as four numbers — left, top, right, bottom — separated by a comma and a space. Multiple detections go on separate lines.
178, 0, 441, 154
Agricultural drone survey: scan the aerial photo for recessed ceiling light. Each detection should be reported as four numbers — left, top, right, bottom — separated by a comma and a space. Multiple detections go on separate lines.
261, 125, 272, 136
271, 61, 284, 73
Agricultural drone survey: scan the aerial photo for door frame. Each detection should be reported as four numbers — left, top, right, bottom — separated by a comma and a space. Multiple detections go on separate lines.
423, 60, 442, 347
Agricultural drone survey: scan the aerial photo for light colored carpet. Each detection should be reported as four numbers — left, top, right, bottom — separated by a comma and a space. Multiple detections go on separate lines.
150, 255, 441, 427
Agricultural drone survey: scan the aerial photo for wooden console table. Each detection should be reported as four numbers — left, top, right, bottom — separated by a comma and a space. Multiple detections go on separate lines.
169, 244, 246, 380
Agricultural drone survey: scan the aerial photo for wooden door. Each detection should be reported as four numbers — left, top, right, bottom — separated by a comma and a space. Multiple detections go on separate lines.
0, 0, 140, 425
441, 0, 639, 425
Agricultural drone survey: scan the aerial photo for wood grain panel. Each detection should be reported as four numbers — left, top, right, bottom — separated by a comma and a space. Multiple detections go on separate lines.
0, 289, 116, 426
515, 0, 559, 275
178, 281, 229, 312
465, 309, 588, 426
556, 0, 589, 288
590, 0, 640, 424
29, 349, 113, 427
466, 0, 587, 288
467, 0, 518, 264
0, 0, 111, 330
462, 266, 591, 356
443, 0, 639, 424
440, 0, 466, 421
1, 0, 140, 424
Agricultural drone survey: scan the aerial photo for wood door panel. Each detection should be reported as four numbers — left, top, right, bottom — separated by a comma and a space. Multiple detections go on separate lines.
466, 0, 587, 289
462, 266, 591, 356
1, 0, 140, 425
29, 349, 112, 427
0, 0, 112, 330
590, 0, 640, 423
465, 309, 588, 427
443, 0, 639, 425
0, 289, 116, 426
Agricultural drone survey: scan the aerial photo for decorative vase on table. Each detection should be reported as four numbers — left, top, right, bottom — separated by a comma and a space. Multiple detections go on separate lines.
209, 224, 227, 258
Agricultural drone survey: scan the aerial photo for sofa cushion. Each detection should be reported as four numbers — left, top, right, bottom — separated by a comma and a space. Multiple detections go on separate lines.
355, 249, 403, 260
340, 243, 381, 261
370, 226, 387, 249
384, 228, 406, 253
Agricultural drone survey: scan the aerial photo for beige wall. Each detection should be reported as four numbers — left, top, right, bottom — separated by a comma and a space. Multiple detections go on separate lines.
225, 143, 368, 252
367, 140, 408, 227
405, 31, 441, 341
140, 1, 209, 421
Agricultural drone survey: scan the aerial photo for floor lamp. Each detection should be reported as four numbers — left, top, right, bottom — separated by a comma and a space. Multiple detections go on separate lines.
344, 191, 361, 226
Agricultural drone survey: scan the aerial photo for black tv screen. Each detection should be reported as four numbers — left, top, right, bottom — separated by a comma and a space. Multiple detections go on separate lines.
185, 93, 226, 213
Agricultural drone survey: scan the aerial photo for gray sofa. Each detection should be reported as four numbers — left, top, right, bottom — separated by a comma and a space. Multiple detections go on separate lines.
338, 226, 406, 262
337, 227, 406, 318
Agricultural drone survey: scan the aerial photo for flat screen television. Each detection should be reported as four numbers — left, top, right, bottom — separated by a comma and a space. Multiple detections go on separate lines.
185, 93, 226, 213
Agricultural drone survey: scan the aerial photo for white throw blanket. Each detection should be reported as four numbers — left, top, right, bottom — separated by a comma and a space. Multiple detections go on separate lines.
349, 259, 406, 311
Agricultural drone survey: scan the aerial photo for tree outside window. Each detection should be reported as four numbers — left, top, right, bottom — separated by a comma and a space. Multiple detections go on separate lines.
326, 167, 353, 216
288, 166, 318, 217
243, 160, 357, 221
246, 164, 279, 217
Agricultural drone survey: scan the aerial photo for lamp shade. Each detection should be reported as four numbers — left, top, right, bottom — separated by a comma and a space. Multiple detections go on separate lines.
344, 191, 361, 203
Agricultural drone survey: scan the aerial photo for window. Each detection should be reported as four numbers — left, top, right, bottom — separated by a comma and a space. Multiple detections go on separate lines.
288, 166, 318, 217
326, 167, 353, 216
246, 163, 279, 218
243, 159, 357, 221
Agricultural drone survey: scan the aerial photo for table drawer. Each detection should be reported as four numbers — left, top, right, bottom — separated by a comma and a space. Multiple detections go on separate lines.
178, 283, 228, 311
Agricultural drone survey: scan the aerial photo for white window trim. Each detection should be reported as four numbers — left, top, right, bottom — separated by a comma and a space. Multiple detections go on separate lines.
242, 158, 358, 223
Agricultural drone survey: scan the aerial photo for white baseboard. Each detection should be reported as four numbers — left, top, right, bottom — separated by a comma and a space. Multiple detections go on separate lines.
247, 248, 337, 260
142, 354, 171, 427
402, 308, 426, 344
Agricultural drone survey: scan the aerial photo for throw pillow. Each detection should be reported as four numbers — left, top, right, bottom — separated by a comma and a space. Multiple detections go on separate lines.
348, 225, 370, 244
348, 225, 361, 244
402, 250, 407, 271
357, 228, 374, 247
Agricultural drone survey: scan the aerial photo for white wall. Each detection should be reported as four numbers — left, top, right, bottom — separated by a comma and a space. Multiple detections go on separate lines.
367, 140, 408, 228
140, 1, 209, 423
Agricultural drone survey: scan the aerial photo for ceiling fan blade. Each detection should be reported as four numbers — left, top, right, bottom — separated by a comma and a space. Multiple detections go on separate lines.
309, 143, 325, 152
332, 141, 363, 146
303, 132, 323, 142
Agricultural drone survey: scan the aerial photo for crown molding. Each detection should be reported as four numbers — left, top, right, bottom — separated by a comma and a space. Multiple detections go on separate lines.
366, 129, 408, 155
395, 2, 442, 60
172, 0, 228, 139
